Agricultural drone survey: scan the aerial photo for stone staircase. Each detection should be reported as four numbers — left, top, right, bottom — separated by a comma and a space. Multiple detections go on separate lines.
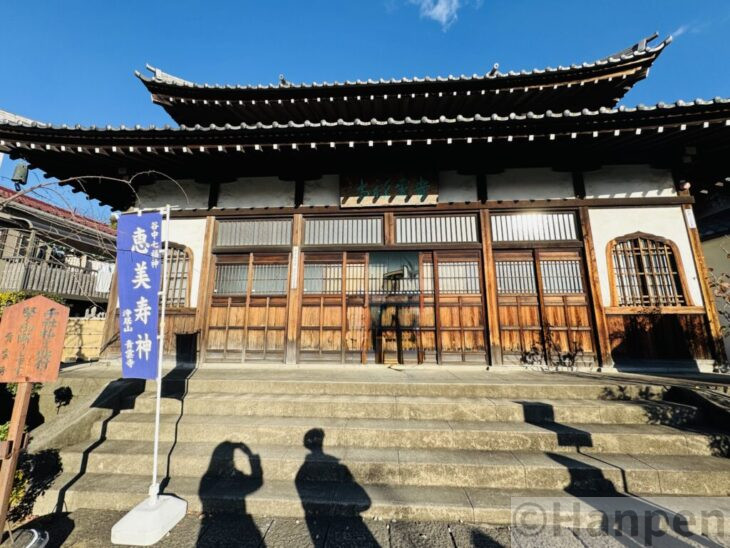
34, 368, 730, 523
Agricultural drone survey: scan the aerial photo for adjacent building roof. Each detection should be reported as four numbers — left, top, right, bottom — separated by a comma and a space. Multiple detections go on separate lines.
0, 185, 116, 236
0, 96, 727, 209
137, 35, 670, 126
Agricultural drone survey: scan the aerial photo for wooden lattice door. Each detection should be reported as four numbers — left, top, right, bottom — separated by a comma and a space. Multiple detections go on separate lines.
536, 250, 596, 366
434, 252, 487, 363
299, 253, 368, 363
494, 250, 595, 366
205, 253, 289, 362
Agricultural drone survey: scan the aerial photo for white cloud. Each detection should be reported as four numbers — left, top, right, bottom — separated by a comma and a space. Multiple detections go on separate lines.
409, 0, 462, 30
671, 24, 689, 38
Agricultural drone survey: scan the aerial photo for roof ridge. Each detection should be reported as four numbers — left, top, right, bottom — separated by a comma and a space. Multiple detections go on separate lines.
135, 35, 671, 92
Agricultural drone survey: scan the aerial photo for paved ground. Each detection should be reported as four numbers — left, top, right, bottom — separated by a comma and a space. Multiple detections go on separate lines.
3, 510, 728, 547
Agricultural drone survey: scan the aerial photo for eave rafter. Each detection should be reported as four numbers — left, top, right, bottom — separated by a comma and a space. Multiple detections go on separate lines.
2, 96, 729, 209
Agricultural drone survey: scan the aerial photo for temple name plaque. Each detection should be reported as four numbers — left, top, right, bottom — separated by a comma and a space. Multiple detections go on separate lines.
340, 173, 438, 207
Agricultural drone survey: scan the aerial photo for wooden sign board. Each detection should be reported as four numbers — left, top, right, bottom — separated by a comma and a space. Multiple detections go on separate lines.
340, 173, 438, 207
0, 296, 69, 383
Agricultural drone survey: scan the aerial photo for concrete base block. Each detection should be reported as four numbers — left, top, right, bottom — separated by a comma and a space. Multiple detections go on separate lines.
111, 495, 187, 546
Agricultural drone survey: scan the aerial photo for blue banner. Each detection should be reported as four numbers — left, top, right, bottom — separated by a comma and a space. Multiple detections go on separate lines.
117, 212, 163, 380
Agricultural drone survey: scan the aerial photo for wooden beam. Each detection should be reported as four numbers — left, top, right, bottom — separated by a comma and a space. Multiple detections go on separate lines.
285, 214, 304, 364
208, 181, 220, 209
578, 207, 613, 367
682, 204, 728, 364
480, 210, 502, 365
171, 196, 696, 219
572, 171, 586, 199
294, 178, 305, 208
476, 173, 488, 203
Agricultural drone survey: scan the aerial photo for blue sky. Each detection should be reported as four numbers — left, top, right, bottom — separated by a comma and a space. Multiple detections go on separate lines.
1, 0, 729, 220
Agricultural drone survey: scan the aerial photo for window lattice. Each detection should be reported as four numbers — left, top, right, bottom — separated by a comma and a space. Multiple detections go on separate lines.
540, 260, 584, 294
251, 264, 288, 295
495, 261, 537, 294
437, 261, 481, 294
303, 263, 369, 294
214, 264, 248, 295
303, 263, 342, 294
166, 247, 191, 307
611, 236, 685, 306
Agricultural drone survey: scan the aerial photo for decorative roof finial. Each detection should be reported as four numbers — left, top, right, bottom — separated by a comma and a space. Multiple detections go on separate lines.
279, 74, 290, 87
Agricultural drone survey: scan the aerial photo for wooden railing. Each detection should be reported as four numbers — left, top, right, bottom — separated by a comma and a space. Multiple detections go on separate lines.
0, 257, 111, 301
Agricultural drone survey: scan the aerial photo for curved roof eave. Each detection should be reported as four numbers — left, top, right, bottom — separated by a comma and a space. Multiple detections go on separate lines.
135, 35, 671, 94
0, 96, 726, 138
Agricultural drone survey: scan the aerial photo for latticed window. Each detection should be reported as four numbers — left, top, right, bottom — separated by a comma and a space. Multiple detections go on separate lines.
251, 264, 288, 295
610, 234, 686, 307
437, 261, 481, 294
495, 260, 537, 294
214, 263, 248, 295
165, 246, 191, 307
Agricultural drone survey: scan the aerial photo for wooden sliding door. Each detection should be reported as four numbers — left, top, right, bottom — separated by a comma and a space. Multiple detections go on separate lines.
494, 249, 595, 366
299, 253, 368, 363
435, 252, 488, 363
205, 253, 289, 362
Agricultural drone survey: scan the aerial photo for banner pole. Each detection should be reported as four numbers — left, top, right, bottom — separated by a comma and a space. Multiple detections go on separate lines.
149, 204, 171, 503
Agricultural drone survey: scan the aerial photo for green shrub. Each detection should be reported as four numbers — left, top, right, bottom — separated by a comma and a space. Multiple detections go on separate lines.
0, 290, 65, 319
0, 422, 27, 511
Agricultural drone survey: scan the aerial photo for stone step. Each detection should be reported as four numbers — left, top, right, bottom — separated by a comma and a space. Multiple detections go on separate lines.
93, 414, 723, 456
58, 440, 730, 496
152, 377, 665, 400
123, 392, 698, 425
34, 473, 730, 531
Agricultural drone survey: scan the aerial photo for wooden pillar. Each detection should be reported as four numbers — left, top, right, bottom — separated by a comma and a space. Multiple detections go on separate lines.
0, 382, 32, 535
578, 207, 613, 367
433, 251, 443, 364
285, 214, 304, 364
383, 213, 395, 245
682, 204, 728, 364
194, 217, 217, 364
479, 210, 501, 365
100, 264, 119, 357
341, 252, 348, 363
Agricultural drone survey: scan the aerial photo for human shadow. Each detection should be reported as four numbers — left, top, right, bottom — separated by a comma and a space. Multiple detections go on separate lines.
196, 441, 264, 547
518, 401, 721, 547
295, 428, 379, 547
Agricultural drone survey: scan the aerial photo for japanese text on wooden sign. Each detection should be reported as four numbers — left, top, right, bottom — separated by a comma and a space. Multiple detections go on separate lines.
117, 212, 162, 380
0, 296, 69, 383
340, 173, 438, 207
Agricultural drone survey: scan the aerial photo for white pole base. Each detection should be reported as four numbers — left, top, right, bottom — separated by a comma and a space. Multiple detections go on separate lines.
111, 495, 187, 546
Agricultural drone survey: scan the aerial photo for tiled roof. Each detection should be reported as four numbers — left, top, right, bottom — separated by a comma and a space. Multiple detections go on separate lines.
0, 185, 116, 236
136, 36, 670, 91
0, 96, 726, 134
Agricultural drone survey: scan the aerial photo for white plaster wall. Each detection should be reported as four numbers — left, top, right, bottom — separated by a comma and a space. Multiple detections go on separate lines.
303, 175, 339, 206
487, 168, 574, 200
136, 179, 209, 209
162, 218, 207, 306
438, 171, 477, 203
588, 207, 702, 307
584, 165, 676, 199
217, 177, 295, 208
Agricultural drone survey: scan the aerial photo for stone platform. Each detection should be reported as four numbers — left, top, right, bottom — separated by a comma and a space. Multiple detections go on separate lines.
27, 363, 730, 535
